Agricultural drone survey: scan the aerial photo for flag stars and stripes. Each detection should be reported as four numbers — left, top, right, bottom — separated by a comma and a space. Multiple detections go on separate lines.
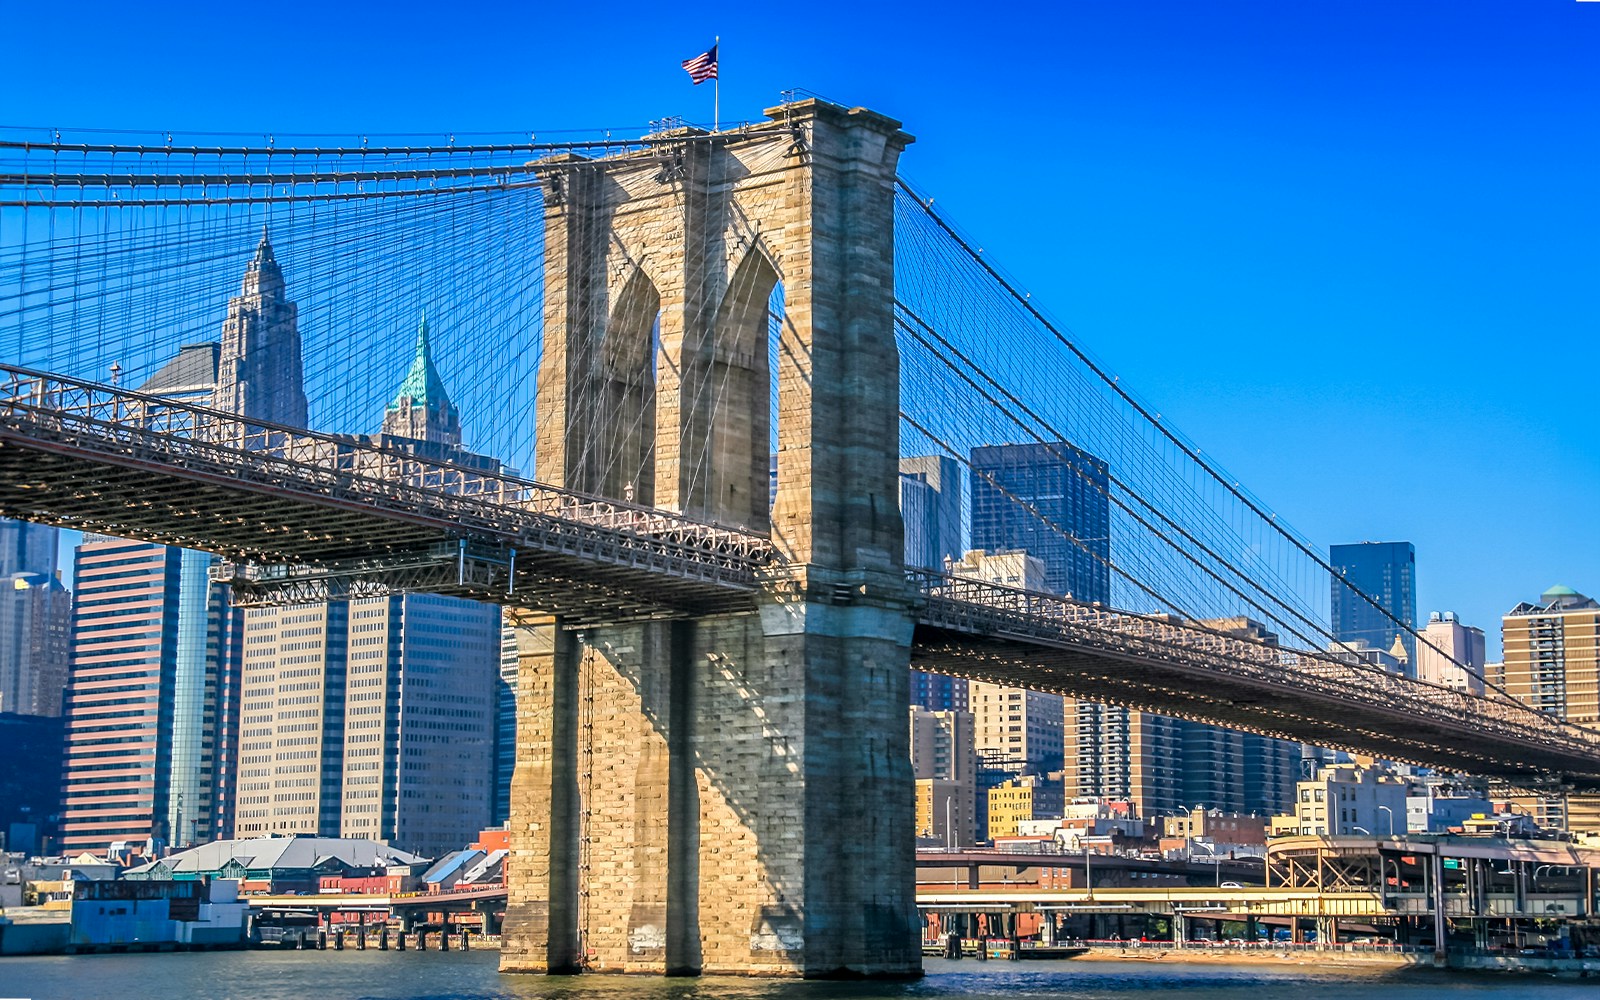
682, 45, 718, 84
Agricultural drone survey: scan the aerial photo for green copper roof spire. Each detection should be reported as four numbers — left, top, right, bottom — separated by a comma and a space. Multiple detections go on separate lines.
382, 311, 462, 447
389, 311, 452, 412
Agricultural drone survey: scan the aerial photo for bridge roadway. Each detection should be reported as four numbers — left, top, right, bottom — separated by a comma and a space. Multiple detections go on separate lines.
913, 850, 1265, 889
247, 883, 506, 916
5, 363, 1600, 789
238, 841, 1600, 925
0, 365, 763, 623
245, 885, 1387, 922
917, 886, 1389, 920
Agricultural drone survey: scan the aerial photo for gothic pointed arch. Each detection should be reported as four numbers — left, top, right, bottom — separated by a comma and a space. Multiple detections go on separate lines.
678, 243, 780, 531
598, 266, 661, 503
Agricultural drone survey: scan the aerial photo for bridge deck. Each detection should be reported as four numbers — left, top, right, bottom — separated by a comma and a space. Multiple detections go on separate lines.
0, 366, 765, 623
6, 364, 1600, 789
914, 575, 1600, 790
246, 885, 506, 911
915, 887, 1389, 918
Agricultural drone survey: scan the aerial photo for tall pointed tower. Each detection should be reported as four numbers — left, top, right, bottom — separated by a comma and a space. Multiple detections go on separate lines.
232, 311, 502, 858
382, 313, 462, 447
214, 228, 308, 427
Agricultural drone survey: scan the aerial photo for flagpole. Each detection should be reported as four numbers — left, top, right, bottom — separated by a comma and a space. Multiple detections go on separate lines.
713, 35, 720, 132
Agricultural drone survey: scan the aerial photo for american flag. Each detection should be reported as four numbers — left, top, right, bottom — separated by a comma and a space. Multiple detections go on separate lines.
681, 45, 718, 85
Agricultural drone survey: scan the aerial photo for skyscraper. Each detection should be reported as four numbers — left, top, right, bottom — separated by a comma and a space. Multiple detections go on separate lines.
909, 706, 976, 848
59, 537, 240, 853
899, 455, 962, 570
1331, 541, 1418, 669
381, 314, 458, 446
493, 620, 520, 827
0, 518, 70, 854
0, 712, 64, 854
214, 230, 308, 427
1502, 586, 1600, 723
1414, 611, 1487, 695
900, 475, 939, 571
1499, 586, 1600, 834
235, 593, 498, 856
1240, 731, 1302, 816
900, 455, 967, 712
1, 518, 57, 578
970, 442, 1109, 601
233, 318, 501, 857
1064, 705, 1183, 817
0, 519, 70, 717
56, 230, 308, 852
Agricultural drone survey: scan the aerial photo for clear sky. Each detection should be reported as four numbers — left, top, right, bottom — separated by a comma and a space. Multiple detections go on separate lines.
5, 1, 1596, 657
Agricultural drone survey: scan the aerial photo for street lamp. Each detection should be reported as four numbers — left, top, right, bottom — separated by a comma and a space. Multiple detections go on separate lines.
1531, 864, 1564, 898
1381, 856, 1402, 908
1191, 839, 1223, 887
1377, 805, 1395, 837
1081, 833, 1095, 901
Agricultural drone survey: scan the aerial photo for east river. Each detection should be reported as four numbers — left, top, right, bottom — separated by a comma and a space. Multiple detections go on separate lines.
6, 953, 1597, 1000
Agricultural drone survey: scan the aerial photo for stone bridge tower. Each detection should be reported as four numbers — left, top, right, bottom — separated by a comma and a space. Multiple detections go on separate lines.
501, 100, 920, 977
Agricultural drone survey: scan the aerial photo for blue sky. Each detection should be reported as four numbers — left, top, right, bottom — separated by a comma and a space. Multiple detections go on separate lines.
6, 1, 1596, 656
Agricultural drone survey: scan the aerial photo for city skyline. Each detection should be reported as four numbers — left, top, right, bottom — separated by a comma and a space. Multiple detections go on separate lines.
38, 238, 507, 858
41, 233, 513, 592
5, 187, 1577, 860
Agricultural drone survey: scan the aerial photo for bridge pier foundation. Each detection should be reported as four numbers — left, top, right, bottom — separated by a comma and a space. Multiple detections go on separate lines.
503, 599, 918, 977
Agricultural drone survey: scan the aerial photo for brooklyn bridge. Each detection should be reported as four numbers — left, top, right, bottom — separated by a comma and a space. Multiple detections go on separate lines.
2, 99, 1595, 977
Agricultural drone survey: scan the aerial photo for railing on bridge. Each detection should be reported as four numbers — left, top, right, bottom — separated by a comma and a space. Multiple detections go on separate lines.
0, 364, 774, 613
911, 569, 1600, 767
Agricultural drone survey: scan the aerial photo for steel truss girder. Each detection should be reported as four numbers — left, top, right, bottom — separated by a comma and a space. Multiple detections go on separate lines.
0, 365, 771, 622
215, 545, 734, 624
907, 570, 1600, 791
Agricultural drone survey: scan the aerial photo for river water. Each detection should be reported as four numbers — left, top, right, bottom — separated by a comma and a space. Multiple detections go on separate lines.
4, 953, 1593, 1000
